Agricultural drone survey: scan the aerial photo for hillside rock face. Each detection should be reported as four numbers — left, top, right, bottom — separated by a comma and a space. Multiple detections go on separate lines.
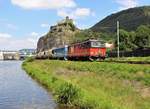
91, 6, 150, 33
37, 17, 79, 53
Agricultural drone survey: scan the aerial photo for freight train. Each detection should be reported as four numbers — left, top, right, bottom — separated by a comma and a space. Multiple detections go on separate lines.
36, 39, 106, 61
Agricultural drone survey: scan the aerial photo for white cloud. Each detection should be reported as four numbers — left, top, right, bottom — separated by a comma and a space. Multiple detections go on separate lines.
11, 0, 94, 20
57, 10, 70, 18
0, 32, 41, 50
30, 32, 39, 37
27, 32, 40, 44
0, 33, 12, 38
115, 0, 138, 10
11, 0, 76, 9
57, 8, 93, 19
41, 23, 49, 28
75, 8, 91, 17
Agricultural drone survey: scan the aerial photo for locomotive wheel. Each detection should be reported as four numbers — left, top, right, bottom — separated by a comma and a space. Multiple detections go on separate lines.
89, 57, 102, 62
89, 57, 94, 61
96, 58, 100, 61
64, 57, 68, 61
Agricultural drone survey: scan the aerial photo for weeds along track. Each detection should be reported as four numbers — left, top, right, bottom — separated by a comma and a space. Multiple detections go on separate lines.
102, 60, 150, 65
103, 57, 150, 65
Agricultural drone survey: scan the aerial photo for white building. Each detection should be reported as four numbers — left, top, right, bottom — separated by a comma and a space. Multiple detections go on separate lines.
0, 51, 20, 60
0, 51, 4, 60
105, 43, 114, 49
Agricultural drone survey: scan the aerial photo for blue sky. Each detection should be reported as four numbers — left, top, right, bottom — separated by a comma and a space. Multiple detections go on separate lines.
0, 0, 150, 50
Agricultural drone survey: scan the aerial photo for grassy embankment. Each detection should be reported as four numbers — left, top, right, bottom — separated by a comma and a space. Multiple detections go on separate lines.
22, 58, 150, 109
106, 56, 150, 63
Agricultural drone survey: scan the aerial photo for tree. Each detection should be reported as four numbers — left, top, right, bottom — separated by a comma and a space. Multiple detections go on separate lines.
115, 29, 135, 51
129, 31, 137, 50
73, 30, 99, 42
135, 25, 150, 49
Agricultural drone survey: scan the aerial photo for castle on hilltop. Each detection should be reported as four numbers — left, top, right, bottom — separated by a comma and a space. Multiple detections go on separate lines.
50, 16, 74, 32
58, 16, 73, 25
37, 16, 79, 53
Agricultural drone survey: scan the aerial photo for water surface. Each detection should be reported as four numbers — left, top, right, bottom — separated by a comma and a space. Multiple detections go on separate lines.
0, 61, 57, 109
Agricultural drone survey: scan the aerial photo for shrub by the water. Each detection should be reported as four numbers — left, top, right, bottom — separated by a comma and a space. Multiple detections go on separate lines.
56, 82, 81, 105
25, 57, 35, 62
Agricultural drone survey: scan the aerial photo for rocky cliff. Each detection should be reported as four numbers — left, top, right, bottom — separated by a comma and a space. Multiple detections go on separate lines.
37, 17, 79, 53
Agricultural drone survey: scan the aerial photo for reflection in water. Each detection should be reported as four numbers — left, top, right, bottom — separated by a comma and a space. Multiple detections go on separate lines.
0, 61, 57, 109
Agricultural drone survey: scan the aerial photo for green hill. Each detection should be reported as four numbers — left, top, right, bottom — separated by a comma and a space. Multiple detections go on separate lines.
91, 6, 150, 33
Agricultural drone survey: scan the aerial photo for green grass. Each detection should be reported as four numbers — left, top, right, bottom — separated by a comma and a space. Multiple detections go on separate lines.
106, 56, 150, 62
22, 59, 150, 109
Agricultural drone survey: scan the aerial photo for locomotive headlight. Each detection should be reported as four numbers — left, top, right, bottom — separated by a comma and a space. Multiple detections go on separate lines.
98, 50, 101, 54
98, 50, 101, 56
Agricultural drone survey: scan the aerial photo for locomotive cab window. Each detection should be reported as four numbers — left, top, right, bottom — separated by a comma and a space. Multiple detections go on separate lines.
91, 41, 105, 48
91, 41, 101, 47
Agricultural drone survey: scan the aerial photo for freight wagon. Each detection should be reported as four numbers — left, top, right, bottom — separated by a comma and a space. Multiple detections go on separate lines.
52, 45, 68, 60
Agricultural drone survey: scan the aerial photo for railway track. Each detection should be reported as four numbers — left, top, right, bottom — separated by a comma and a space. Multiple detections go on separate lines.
101, 60, 150, 65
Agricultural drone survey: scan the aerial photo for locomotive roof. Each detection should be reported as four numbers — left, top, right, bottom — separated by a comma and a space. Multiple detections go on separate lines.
52, 39, 105, 49
52, 45, 68, 50
70, 39, 104, 45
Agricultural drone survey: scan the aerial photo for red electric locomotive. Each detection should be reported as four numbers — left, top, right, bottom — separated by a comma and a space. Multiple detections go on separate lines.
68, 39, 106, 61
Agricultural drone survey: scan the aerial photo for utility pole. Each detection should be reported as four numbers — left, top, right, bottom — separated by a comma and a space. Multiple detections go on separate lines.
117, 21, 120, 59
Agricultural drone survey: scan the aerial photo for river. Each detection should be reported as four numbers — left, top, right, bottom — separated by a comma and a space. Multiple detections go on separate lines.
0, 61, 57, 109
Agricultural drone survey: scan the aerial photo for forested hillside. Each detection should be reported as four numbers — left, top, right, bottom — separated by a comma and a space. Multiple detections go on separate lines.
91, 6, 150, 33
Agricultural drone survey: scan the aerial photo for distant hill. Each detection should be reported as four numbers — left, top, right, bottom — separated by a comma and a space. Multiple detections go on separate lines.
91, 6, 150, 33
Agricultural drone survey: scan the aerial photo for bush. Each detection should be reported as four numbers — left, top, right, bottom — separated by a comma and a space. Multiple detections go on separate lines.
25, 57, 35, 62
56, 82, 81, 105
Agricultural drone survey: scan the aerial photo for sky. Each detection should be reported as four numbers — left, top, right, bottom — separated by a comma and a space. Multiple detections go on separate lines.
0, 0, 150, 50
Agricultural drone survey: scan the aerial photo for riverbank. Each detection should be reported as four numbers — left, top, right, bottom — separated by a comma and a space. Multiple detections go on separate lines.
22, 59, 150, 109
